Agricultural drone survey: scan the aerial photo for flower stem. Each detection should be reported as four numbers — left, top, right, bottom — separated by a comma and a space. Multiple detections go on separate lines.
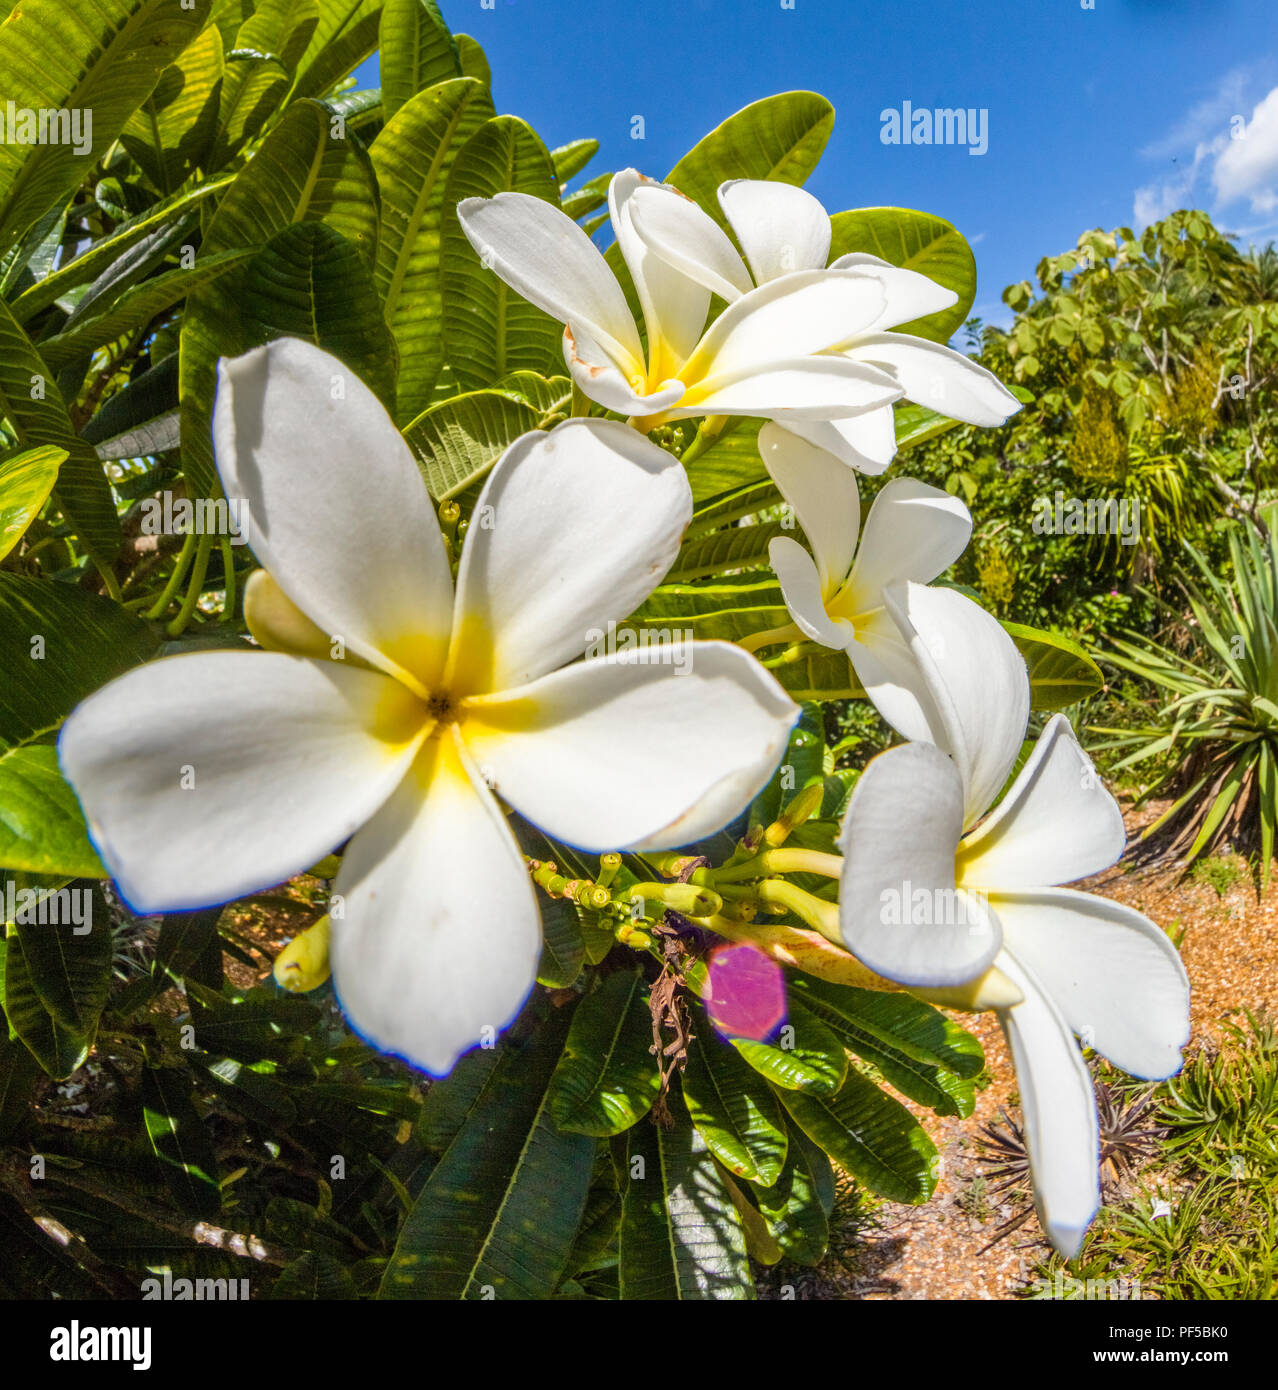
165, 532, 212, 637
145, 530, 197, 620
739, 621, 804, 654
710, 847, 843, 885
219, 536, 236, 622
753, 878, 840, 942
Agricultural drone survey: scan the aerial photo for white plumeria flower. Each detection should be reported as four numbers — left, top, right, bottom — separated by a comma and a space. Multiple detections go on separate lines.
627, 176, 1022, 471
456, 169, 906, 426
59, 339, 798, 1076
836, 604, 1190, 1257
757, 422, 974, 737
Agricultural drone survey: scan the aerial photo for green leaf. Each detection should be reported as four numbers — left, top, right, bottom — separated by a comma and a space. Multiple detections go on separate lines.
292, 0, 385, 102
683, 419, 765, 501
666, 91, 834, 226
141, 1064, 222, 1218
0, 746, 103, 877
402, 383, 566, 499
179, 98, 381, 497
776, 1067, 939, 1204
1004, 621, 1105, 709
440, 116, 564, 390
667, 520, 785, 583
0, 300, 120, 562
271, 1252, 358, 1299
894, 401, 964, 451
549, 970, 661, 1136
789, 977, 976, 1117
729, 997, 848, 1096
0, 0, 207, 248
120, 25, 226, 194
0, 445, 62, 562
381, 1007, 594, 1299
0, 934, 89, 1079
455, 33, 489, 86
416, 1044, 502, 1153
0, 1024, 40, 1139
83, 355, 180, 461
11, 883, 110, 1042
682, 1031, 788, 1186
750, 703, 825, 828
827, 208, 976, 343
751, 1131, 830, 1266
0, 574, 160, 750
536, 895, 585, 990
35, 249, 256, 371
794, 978, 985, 1079
551, 138, 599, 184
380, 0, 460, 121
370, 77, 494, 421
10, 179, 233, 326
211, 0, 319, 168
618, 1093, 754, 1300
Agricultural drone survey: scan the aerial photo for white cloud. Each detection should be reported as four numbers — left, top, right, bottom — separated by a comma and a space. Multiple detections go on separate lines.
1214, 88, 1278, 213
1140, 67, 1250, 159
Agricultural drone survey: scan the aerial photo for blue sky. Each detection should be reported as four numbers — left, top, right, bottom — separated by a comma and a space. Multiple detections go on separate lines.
356, 0, 1278, 328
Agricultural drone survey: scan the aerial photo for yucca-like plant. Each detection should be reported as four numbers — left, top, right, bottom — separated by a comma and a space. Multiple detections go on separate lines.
1095, 522, 1278, 882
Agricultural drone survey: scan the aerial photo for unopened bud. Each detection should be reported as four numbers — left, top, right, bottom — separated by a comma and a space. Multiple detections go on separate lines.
764, 782, 825, 846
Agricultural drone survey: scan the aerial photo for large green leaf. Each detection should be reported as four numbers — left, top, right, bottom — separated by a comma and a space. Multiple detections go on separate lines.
402, 377, 569, 499
292, 0, 385, 102
776, 1067, 939, 1204
0, 746, 103, 877
683, 419, 765, 501
0, 0, 206, 248
0, 574, 159, 749
36, 250, 256, 371
380, 0, 460, 120
120, 26, 226, 194
794, 978, 985, 1079
0, 300, 121, 562
682, 1031, 788, 1186
729, 997, 848, 1096
440, 116, 564, 390
667, 520, 785, 583
828, 208, 977, 343
0, 445, 62, 562
11, 883, 111, 1041
381, 1009, 594, 1299
751, 1130, 830, 1266
1005, 621, 1105, 709
549, 969, 661, 1137
370, 77, 494, 421
666, 91, 835, 226
141, 1064, 222, 1218
212, 0, 322, 168
0, 1023, 40, 1139
789, 977, 977, 1118
0, 934, 89, 1079
618, 1093, 754, 1300
179, 100, 381, 495
10, 178, 233, 325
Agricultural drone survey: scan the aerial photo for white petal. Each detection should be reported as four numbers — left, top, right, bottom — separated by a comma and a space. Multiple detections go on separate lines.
847, 333, 1021, 426
628, 181, 752, 303
996, 950, 1100, 1260
678, 269, 886, 387
458, 191, 644, 375
776, 410, 897, 474
768, 537, 850, 648
461, 643, 797, 851
58, 652, 427, 915
959, 714, 1126, 887
214, 339, 453, 694
758, 422, 860, 591
845, 609, 945, 742
828, 254, 958, 333
846, 476, 972, 599
995, 889, 1190, 1080
674, 357, 902, 420
448, 419, 691, 694
718, 179, 831, 282
837, 741, 1003, 986
882, 582, 1029, 826
609, 170, 711, 378
330, 727, 540, 1076
564, 325, 684, 417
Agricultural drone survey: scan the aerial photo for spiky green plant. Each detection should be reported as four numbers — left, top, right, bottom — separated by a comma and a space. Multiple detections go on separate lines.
1093, 522, 1278, 882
